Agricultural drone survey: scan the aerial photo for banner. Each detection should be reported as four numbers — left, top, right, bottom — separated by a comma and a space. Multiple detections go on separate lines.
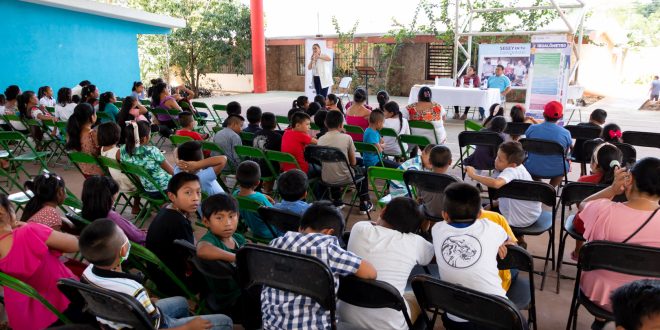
304, 39, 333, 99
477, 44, 531, 90
525, 35, 572, 121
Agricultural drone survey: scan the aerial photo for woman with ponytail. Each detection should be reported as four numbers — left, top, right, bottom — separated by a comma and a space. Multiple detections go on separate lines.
345, 88, 372, 142
382, 101, 410, 155
482, 103, 505, 127
80, 84, 99, 108
405, 86, 447, 144
375, 90, 390, 111
131, 81, 145, 100
326, 93, 344, 113
66, 103, 103, 176
292, 95, 309, 110
151, 82, 181, 133
20, 173, 74, 231
97, 91, 118, 123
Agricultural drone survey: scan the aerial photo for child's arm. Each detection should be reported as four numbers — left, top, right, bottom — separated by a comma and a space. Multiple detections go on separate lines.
497, 238, 516, 259
354, 259, 377, 280
135, 102, 148, 115
45, 230, 79, 253
160, 160, 174, 175
579, 167, 628, 211
310, 137, 318, 144
36, 113, 56, 121
465, 166, 507, 188
178, 156, 227, 175
196, 241, 236, 263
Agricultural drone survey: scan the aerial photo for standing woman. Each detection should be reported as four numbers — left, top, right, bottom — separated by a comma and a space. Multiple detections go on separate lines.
406, 86, 447, 144
308, 43, 333, 98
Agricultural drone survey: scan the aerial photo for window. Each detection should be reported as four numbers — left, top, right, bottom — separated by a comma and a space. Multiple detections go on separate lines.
296, 45, 305, 76
426, 43, 453, 80
333, 43, 376, 76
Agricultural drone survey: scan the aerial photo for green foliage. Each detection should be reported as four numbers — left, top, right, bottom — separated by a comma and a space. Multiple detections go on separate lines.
331, 17, 362, 89
607, 0, 660, 47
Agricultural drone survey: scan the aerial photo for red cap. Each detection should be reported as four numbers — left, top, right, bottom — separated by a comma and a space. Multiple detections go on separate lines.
543, 101, 563, 119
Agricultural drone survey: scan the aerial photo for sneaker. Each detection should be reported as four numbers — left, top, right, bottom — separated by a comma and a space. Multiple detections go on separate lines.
359, 201, 373, 214
333, 200, 345, 209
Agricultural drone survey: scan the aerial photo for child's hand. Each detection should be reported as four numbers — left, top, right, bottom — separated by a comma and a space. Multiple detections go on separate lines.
611, 167, 629, 194
464, 166, 476, 177
265, 194, 276, 204
177, 160, 198, 172
497, 240, 516, 259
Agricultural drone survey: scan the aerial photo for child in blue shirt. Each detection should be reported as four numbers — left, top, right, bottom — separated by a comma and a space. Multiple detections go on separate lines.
174, 141, 227, 196
362, 110, 399, 169
232, 160, 275, 239
273, 169, 310, 216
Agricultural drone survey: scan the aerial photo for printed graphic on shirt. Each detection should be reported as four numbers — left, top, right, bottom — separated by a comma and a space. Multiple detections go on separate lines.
441, 235, 482, 268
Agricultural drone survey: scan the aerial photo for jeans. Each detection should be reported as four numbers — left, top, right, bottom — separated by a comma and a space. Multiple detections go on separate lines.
157, 296, 233, 329
313, 76, 329, 97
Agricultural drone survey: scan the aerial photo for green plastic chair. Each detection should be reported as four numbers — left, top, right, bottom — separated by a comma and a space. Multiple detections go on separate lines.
399, 134, 432, 156
191, 101, 222, 128
310, 122, 320, 131
240, 131, 255, 146
97, 156, 141, 215
236, 196, 273, 244
409, 121, 439, 144
45, 106, 55, 114
0, 272, 71, 324
265, 150, 300, 171
354, 141, 384, 167
344, 124, 364, 136
95, 111, 114, 123
368, 167, 405, 208
41, 119, 68, 165
170, 135, 194, 147
212, 104, 228, 122
234, 146, 276, 183
114, 101, 123, 108
379, 127, 406, 158
67, 151, 109, 177
140, 99, 151, 106
120, 162, 169, 227
275, 115, 289, 130
0, 131, 51, 179
0, 167, 33, 210
2, 114, 29, 134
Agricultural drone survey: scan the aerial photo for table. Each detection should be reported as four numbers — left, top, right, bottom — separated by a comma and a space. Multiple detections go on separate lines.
408, 85, 502, 109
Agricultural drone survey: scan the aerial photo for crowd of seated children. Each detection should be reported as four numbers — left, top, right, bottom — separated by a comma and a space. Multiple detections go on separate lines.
212, 114, 244, 170
281, 111, 318, 175
244, 106, 263, 133
81, 175, 146, 244
233, 160, 275, 239
345, 88, 372, 142
571, 108, 607, 162
432, 183, 514, 329
600, 123, 623, 144
54, 87, 76, 121
339, 196, 434, 329
21, 173, 74, 232
273, 169, 310, 216
261, 201, 377, 329
151, 82, 181, 134
362, 110, 399, 169
120, 120, 173, 198
463, 116, 507, 172
66, 103, 104, 176
524, 101, 573, 187
20, 90, 57, 142
382, 101, 410, 156
98, 91, 119, 123
145, 172, 201, 296
176, 111, 209, 141
174, 141, 226, 197
79, 219, 233, 329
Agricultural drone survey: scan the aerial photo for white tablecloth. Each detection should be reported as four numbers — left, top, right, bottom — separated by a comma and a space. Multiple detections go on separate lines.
408, 85, 502, 109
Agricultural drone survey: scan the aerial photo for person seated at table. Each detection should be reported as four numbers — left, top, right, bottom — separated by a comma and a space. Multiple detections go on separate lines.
453, 66, 485, 120
405, 86, 447, 144
345, 88, 371, 142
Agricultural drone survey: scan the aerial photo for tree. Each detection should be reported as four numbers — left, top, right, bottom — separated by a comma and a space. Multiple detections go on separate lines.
128, 0, 251, 92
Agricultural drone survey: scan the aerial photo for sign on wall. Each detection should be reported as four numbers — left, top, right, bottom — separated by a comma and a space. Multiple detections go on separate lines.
304, 39, 333, 99
477, 44, 531, 90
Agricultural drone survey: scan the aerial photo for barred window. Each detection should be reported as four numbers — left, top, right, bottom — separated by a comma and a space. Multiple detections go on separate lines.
426, 43, 453, 80
296, 45, 305, 76
333, 43, 376, 76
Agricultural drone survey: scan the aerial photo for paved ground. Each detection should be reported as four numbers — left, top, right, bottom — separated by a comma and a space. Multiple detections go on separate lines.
7, 90, 659, 329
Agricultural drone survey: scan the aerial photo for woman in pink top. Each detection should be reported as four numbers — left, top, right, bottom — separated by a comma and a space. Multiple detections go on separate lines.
20, 173, 75, 232
579, 157, 660, 313
0, 194, 80, 330
345, 88, 371, 142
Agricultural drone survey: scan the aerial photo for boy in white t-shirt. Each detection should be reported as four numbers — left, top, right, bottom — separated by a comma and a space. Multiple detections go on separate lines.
432, 183, 514, 328
338, 197, 434, 329
465, 141, 542, 230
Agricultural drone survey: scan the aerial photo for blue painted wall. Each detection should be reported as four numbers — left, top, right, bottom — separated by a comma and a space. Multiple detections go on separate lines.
0, 0, 170, 97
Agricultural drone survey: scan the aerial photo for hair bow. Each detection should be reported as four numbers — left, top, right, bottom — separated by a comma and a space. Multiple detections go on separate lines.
608, 129, 622, 139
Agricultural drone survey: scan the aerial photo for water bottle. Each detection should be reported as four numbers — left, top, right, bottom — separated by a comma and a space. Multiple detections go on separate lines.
460, 78, 464, 88
468, 78, 473, 88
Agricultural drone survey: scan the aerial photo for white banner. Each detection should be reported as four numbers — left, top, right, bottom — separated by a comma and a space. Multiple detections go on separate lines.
477, 44, 531, 90
304, 39, 333, 99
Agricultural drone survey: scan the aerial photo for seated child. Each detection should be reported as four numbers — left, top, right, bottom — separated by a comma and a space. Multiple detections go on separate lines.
212, 115, 244, 170
243, 106, 262, 133
479, 209, 519, 291
600, 123, 623, 143
273, 169, 310, 216
253, 112, 282, 192
314, 109, 328, 138
382, 101, 410, 156
339, 197, 433, 329
463, 116, 507, 171
465, 141, 542, 229
120, 120, 174, 199
175, 141, 227, 196
362, 110, 399, 168
571, 108, 606, 163
232, 160, 275, 239
432, 183, 513, 328
611, 279, 660, 330
175, 111, 209, 140
146, 172, 201, 296
417, 145, 455, 219
221, 101, 243, 128
21, 173, 75, 232
81, 176, 146, 244
80, 220, 233, 329
0, 194, 83, 330
98, 122, 140, 214
281, 112, 318, 174
388, 144, 437, 197
262, 201, 377, 329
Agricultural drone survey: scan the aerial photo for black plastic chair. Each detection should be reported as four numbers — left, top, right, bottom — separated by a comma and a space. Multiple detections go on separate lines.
566, 241, 660, 330
411, 275, 526, 330
191, 254, 238, 313
622, 130, 660, 149
304, 145, 370, 221
582, 139, 637, 168
236, 244, 339, 330
403, 170, 459, 222
257, 206, 301, 238
555, 182, 608, 293
520, 138, 569, 185
504, 122, 532, 139
57, 278, 155, 330
565, 125, 602, 175
458, 131, 504, 179
488, 179, 557, 290
498, 245, 537, 330
337, 275, 414, 329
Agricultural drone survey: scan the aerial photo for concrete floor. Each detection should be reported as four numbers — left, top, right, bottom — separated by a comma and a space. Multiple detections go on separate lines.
9, 90, 659, 329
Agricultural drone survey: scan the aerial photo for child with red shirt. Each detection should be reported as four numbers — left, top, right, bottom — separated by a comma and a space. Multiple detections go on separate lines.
281, 112, 317, 175
175, 111, 209, 141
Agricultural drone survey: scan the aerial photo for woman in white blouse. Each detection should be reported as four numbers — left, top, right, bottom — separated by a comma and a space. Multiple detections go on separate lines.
307, 43, 333, 98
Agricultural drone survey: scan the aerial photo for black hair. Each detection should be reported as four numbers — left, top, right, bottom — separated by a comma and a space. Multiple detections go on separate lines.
601, 123, 622, 143
0, 95, 5, 106
97, 122, 121, 147
353, 88, 367, 103
17, 91, 35, 119
4, 85, 20, 101
327, 93, 344, 113
509, 104, 526, 123
325, 110, 344, 129
124, 120, 151, 156
376, 90, 390, 110
79, 219, 124, 267
260, 112, 276, 130
630, 157, 660, 197
383, 101, 404, 133
611, 279, 660, 330
291, 111, 311, 128
590, 109, 607, 124
277, 169, 308, 202
429, 145, 452, 168
57, 87, 72, 107
417, 86, 432, 102
82, 176, 119, 221
79, 80, 91, 87
236, 160, 261, 188
151, 82, 168, 106
381, 197, 424, 233
201, 193, 239, 219
117, 96, 137, 129
300, 200, 344, 235
496, 64, 505, 70
314, 110, 328, 133
499, 141, 525, 165
483, 103, 504, 127
224, 114, 245, 128
167, 172, 200, 194
593, 144, 623, 185
37, 86, 51, 100
488, 116, 507, 133
227, 101, 242, 115
98, 91, 114, 115
177, 141, 203, 162
313, 95, 326, 108
287, 108, 303, 123
20, 173, 66, 221
81, 85, 97, 103
307, 102, 322, 117
132, 81, 143, 91
65, 103, 95, 151
292, 96, 308, 109
72, 95, 81, 104
246, 106, 262, 124
147, 78, 164, 98
443, 183, 481, 222
368, 109, 384, 125
178, 111, 194, 128
0, 194, 11, 222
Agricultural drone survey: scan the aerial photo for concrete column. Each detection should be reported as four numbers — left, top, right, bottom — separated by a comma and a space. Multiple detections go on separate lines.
250, 0, 267, 93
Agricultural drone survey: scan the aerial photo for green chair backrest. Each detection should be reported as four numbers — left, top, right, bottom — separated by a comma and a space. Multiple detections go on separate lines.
128, 243, 197, 301
240, 131, 255, 145
368, 166, 405, 202
192, 101, 209, 110
408, 120, 435, 130
212, 104, 227, 111
0, 272, 71, 324
354, 141, 383, 166
344, 124, 364, 135
265, 150, 300, 170
140, 99, 151, 106
399, 134, 432, 148
98, 156, 147, 192
236, 195, 263, 212
310, 122, 320, 130
465, 119, 484, 132
67, 151, 108, 176
379, 127, 398, 138
275, 115, 289, 129
170, 135, 194, 146
121, 162, 168, 199
201, 141, 224, 155
46, 106, 55, 114
95, 111, 113, 121
114, 101, 123, 108
235, 145, 267, 160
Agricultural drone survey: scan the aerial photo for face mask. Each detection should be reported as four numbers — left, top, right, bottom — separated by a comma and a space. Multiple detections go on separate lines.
120, 240, 131, 263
